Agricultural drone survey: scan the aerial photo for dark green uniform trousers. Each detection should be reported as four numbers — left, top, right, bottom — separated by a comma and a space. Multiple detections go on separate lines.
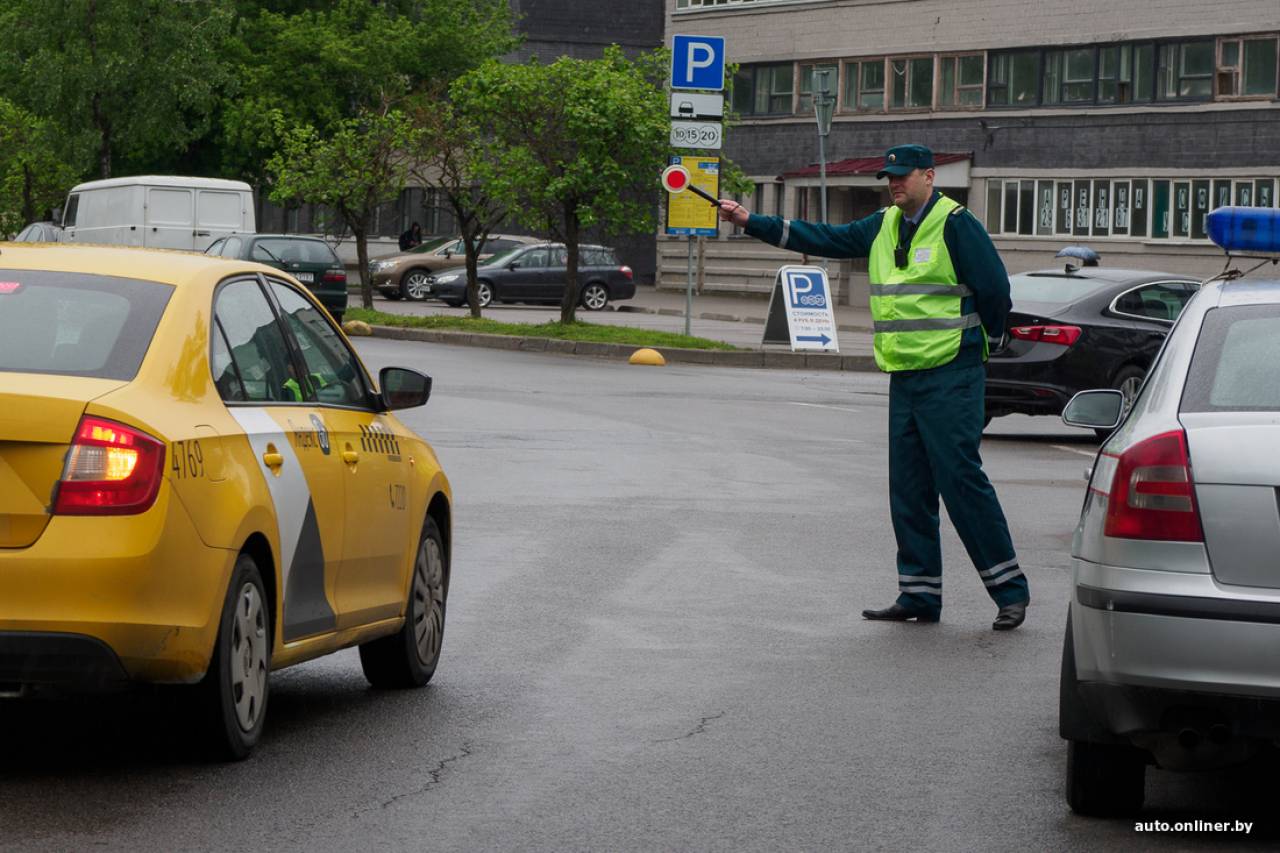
888, 362, 1029, 614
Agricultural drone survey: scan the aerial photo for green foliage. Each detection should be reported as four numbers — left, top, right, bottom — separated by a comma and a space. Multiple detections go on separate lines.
0, 99, 79, 234
224, 0, 516, 180
0, 0, 234, 178
452, 46, 670, 322
268, 107, 415, 308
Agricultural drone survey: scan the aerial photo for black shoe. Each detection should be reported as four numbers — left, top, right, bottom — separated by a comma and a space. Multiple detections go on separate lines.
993, 601, 1027, 631
861, 603, 940, 623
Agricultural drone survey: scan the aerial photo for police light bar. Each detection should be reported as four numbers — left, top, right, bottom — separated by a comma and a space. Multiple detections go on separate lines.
1206, 206, 1280, 254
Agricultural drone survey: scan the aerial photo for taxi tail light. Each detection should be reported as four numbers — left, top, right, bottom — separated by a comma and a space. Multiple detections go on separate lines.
53, 416, 166, 516
323, 269, 347, 284
1102, 429, 1203, 542
620, 265, 633, 280
1008, 324, 1082, 346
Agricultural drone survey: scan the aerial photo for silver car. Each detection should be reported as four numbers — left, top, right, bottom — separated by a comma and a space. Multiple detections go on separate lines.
1059, 206, 1280, 816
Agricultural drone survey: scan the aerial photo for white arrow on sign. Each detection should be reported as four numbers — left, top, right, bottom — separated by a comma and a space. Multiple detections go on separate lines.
670, 121, 722, 150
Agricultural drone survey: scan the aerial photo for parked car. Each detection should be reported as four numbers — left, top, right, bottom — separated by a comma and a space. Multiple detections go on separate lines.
61, 175, 254, 252
430, 243, 635, 310
207, 234, 348, 324
12, 221, 63, 243
985, 259, 1200, 433
369, 234, 539, 301
0, 243, 451, 760
1057, 206, 1280, 816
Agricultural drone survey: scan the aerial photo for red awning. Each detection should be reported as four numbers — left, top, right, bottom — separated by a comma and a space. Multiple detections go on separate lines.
782, 152, 970, 179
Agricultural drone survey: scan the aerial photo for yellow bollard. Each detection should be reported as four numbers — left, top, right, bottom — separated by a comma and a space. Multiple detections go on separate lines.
628, 347, 666, 366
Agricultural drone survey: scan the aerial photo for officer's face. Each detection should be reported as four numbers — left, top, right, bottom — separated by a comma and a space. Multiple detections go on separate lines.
887, 168, 934, 215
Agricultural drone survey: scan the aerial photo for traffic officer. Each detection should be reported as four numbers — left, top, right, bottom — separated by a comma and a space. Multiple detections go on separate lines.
718, 144, 1029, 631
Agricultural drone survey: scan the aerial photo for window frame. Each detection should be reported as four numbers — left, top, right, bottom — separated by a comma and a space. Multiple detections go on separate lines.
1217, 34, 1279, 98
734, 62, 795, 116
937, 52, 985, 109
1108, 280, 1201, 325
840, 57, 886, 113
888, 54, 934, 111
797, 61, 839, 115
1157, 39, 1215, 101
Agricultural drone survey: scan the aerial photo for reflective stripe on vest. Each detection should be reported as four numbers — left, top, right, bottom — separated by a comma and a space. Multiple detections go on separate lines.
868, 196, 979, 372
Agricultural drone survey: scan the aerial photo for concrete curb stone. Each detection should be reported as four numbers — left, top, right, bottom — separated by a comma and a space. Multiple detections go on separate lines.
367, 324, 880, 372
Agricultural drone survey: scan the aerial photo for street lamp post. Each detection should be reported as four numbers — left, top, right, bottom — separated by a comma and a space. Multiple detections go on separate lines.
813, 69, 835, 226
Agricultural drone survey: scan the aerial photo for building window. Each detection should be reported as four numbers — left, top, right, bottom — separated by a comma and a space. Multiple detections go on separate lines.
1158, 40, 1214, 100
988, 50, 1041, 107
842, 58, 885, 112
890, 57, 933, 109
798, 62, 838, 114
732, 63, 794, 116
1131, 181, 1148, 238
1218, 35, 1279, 96
1043, 48, 1096, 104
938, 54, 984, 107
1098, 43, 1155, 104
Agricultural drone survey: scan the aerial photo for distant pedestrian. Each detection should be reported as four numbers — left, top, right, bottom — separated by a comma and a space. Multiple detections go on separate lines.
717, 144, 1029, 631
399, 222, 423, 252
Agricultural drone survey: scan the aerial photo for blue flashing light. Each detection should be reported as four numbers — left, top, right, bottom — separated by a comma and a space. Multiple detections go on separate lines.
1207, 206, 1280, 254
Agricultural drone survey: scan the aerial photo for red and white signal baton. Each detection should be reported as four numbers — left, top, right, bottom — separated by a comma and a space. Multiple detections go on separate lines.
660, 164, 719, 206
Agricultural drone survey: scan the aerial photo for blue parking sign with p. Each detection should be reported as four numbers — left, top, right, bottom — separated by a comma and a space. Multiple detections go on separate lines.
671, 35, 725, 91
785, 270, 827, 309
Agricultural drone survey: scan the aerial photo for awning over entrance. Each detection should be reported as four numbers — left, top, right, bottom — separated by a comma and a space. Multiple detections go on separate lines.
782, 153, 971, 189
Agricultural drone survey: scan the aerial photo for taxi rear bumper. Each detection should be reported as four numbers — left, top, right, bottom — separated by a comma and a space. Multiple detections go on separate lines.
0, 486, 236, 686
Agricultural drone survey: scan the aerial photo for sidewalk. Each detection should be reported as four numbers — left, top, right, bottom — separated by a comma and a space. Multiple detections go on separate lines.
617, 285, 875, 336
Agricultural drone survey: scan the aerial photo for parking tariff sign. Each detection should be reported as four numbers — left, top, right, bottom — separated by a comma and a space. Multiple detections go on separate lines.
765, 265, 839, 352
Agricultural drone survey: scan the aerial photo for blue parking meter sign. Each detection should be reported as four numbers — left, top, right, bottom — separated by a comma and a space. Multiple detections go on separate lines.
762, 266, 839, 352
671, 35, 725, 91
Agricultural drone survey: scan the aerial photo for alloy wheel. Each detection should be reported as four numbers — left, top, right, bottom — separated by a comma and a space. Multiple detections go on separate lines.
404, 270, 431, 301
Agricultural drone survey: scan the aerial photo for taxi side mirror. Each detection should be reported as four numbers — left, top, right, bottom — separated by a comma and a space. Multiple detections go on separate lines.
379, 367, 431, 411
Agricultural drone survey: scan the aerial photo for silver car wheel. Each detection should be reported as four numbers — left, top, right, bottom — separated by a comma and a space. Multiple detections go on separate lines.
404, 270, 431, 301
476, 282, 493, 308
582, 283, 608, 311
412, 536, 445, 666
230, 582, 268, 733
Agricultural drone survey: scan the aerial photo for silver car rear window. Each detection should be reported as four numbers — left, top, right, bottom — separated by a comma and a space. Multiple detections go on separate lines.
0, 270, 172, 380
1181, 305, 1280, 412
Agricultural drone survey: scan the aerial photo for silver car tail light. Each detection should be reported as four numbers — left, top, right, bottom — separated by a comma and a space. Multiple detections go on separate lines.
1098, 429, 1204, 542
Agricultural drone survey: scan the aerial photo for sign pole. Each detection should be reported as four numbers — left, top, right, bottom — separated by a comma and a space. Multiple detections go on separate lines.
685, 235, 694, 337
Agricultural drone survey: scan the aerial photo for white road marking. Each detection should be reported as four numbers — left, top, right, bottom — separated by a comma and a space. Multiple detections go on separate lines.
788, 402, 860, 414
1052, 444, 1097, 458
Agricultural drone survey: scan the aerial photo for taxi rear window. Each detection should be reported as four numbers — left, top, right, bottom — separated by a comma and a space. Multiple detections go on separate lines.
1181, 304, 1280, 412
0, 270, 173, 380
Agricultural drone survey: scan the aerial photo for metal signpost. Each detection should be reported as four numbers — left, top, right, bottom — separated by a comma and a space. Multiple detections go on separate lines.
667, 35, 726, 336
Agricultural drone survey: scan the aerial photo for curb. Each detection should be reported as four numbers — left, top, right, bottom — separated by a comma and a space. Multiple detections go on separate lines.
368, 325, 880, 372
614, 303, 875, 334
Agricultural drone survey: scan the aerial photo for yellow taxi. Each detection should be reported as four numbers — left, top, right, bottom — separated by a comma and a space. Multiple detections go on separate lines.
0, 244, 452, 759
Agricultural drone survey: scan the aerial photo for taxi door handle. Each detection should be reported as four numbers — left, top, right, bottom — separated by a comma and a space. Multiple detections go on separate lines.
342, 450, 360, 465
262, 451, 284, 469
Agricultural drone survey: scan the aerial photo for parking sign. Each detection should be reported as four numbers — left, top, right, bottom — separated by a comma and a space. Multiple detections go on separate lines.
671, 35, 725, 91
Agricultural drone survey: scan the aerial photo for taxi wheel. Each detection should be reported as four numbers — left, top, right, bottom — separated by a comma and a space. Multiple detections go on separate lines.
198, 554, 270, 760
360, 517, 447, 689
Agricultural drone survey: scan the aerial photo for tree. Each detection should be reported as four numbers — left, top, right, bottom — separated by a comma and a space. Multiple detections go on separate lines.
452, 47, 671, 324
268, 105, 415, 310
404, 91, 507, 318
0, 99, 79, 235
223, 0, 516, 183
0, 0, 234, 179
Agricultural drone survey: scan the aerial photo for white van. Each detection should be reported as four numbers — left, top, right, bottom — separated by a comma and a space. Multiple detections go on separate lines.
62, 176, 255, 252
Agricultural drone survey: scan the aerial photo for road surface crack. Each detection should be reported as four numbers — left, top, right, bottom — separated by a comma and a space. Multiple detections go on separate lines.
653, 711, 725, 743
378, 741, 474, 810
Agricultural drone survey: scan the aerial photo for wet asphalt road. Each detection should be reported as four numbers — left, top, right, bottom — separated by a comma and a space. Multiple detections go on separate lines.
2, 340, 1275, 852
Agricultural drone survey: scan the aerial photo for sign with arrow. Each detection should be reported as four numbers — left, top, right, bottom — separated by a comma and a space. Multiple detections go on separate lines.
762, 265, 839, 352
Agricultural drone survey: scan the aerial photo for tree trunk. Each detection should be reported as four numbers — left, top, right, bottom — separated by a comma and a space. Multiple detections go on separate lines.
559, 208, 580, 325
354, 227, 373, 309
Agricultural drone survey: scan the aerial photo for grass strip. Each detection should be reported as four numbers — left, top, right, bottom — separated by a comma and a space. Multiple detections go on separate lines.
347, 308, 738, 351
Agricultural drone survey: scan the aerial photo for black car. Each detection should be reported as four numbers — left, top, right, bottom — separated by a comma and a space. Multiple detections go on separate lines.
984, 266, 1200, 431
207, 235, 349, 323
430, 243, 635, 310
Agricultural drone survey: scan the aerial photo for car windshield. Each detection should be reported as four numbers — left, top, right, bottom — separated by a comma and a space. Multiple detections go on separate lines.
0, 270, 173, 380
252, 239, 336, 265
1009, 273, 1112, 306
410, 236, 452, 254
484, 246, 530, 267
1181, 304, 1280, 412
